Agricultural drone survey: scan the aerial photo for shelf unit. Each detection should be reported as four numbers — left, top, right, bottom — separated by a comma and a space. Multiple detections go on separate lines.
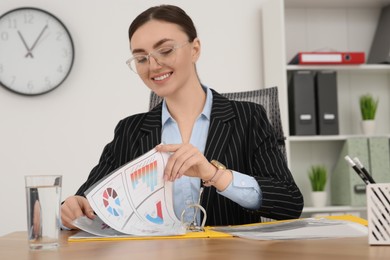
262, 0, 390, 214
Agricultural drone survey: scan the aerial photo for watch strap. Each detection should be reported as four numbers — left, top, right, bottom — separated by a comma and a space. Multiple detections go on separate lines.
203, 160, 227, 187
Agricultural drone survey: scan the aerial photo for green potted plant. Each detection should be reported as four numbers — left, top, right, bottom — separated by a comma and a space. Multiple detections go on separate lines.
360, 94, 379, 120
308, 165, 327, 207
359, 94, 379, 135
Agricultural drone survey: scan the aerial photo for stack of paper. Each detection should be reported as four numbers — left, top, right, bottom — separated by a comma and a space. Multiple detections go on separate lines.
212, 216, 368, 240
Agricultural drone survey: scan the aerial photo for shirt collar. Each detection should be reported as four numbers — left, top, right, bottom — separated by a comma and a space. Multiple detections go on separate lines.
162, 86, 213, 125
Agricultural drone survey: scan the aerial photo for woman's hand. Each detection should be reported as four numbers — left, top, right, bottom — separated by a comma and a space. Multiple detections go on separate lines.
155, 143, 215, 181
61, 195, 95, 229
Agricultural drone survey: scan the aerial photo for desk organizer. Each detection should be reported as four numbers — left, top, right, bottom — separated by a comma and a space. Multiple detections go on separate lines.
367, 183, 390, 245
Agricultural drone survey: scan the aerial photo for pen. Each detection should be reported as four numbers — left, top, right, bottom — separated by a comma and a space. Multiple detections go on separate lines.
344, 155, 371, 185
352, 157, 376, 184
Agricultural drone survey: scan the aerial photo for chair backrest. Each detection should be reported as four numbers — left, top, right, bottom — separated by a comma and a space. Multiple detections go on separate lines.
149, 86, 287, 162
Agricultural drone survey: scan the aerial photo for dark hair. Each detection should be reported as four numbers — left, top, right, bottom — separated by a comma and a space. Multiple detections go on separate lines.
128, 5, 197, 44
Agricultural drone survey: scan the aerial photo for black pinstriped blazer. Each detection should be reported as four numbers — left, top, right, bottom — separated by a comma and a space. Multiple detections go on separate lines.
76, 89, 304, 226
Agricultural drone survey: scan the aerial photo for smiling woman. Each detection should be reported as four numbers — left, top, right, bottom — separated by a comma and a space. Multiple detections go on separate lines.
61, 4, 303, 230
128, 18, 201, 99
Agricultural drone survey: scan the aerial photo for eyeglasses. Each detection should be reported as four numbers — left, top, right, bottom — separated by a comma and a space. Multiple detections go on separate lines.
126, 41, 189, 75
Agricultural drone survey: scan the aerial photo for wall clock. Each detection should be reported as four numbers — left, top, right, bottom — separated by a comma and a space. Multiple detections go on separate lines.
0, 7, 75, 96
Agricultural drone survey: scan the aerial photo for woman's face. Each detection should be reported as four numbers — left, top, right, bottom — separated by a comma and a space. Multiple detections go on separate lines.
129, 20, 200, 97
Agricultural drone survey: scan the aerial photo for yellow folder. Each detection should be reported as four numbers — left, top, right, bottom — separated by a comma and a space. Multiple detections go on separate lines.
68, 226, 232, 242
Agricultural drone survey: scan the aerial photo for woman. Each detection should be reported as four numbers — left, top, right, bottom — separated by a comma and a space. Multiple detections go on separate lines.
61, 4, 303, 229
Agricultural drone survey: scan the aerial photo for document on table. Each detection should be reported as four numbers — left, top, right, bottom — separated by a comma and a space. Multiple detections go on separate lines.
68, 215, 232, 242
211, 217, 368, 240
72, 147, 185, 237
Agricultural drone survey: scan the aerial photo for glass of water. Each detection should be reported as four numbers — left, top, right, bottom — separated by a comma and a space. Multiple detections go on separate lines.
25, 175, 62, 250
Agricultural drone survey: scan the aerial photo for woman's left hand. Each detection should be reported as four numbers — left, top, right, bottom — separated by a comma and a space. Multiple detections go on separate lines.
155, 143, 215, 181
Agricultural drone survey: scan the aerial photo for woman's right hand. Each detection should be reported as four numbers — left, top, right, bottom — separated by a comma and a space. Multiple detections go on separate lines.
61, 195, 95, 229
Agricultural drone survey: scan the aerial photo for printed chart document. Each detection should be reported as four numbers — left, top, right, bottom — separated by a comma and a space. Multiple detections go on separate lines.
212, 217, 368, 240
72, 147, 186, 237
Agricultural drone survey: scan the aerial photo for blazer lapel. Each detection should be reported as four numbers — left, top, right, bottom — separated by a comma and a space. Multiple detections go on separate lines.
202, 90, 236, 218
139, 103, 162, 155
204, 89, 236, 162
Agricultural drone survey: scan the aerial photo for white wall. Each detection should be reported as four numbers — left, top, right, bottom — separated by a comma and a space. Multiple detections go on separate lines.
0, 0, 268, 235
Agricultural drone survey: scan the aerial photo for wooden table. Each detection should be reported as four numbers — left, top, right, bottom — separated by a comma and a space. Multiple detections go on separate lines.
1, 231, 389, 260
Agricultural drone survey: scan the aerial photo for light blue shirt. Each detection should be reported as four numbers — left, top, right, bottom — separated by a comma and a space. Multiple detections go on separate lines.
161, 87, 262, 224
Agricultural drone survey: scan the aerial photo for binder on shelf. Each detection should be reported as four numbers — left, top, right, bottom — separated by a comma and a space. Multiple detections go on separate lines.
289, 52, 365, 65
368, 137, 390, 183
331, 137, 369, 207
315, 71, 339, 135
288, 70, 317, 135
368, 4, 390, 64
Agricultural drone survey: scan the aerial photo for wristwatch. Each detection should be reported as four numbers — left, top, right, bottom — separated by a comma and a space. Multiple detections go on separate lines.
203, 160, 227, 187
210, 160, 226, 170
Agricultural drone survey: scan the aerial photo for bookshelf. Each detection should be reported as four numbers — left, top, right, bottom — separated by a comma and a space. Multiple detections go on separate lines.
262, 0, 390, 214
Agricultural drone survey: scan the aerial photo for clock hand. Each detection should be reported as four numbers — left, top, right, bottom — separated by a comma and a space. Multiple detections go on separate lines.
17, 30, 33, 58
29, 24, 48, 55
32, 33, 51, 51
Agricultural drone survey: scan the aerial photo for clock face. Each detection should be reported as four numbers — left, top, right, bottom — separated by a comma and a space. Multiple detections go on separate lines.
0, 7, 74, 96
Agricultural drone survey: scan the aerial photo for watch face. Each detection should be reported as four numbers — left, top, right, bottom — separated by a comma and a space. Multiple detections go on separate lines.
0, 7, 74, 96
211, 160, 226, 170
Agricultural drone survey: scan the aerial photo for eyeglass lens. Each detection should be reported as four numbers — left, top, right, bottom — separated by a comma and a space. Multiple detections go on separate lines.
126, 42, 189, 74
128, 46, 178, 74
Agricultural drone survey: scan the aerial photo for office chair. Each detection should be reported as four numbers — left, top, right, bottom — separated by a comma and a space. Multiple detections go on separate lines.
149, 86, 287, 162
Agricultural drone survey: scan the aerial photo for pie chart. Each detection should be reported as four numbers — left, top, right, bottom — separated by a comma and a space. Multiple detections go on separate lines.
102, 187, 123, 217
